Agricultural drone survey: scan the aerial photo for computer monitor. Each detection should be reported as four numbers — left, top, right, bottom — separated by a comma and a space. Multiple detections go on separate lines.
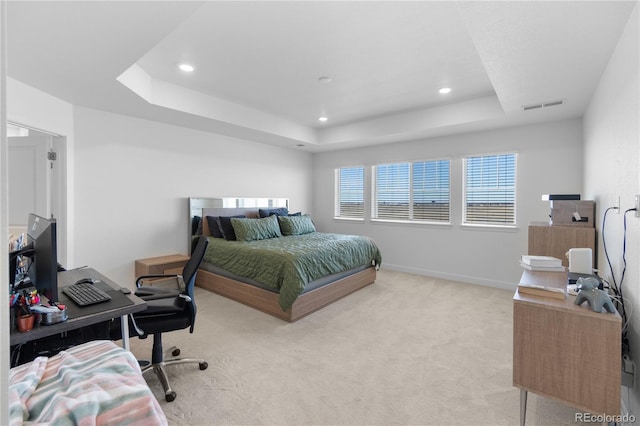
25, 214, 59, 303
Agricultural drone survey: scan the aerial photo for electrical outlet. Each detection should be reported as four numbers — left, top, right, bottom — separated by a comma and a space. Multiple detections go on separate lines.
622, 354, 635, 387
636, 194, 640, 218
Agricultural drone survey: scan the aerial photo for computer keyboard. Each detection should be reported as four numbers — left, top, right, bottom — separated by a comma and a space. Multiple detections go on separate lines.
62, 282, 112, 306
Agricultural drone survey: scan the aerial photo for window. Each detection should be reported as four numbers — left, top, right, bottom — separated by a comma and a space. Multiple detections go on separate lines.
335, 167, 364, 219
413, 160, 451, 222
372, 160, 450, 222
463, 153, 516, 225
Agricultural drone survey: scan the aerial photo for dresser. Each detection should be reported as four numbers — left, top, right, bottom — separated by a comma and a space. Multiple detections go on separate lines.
528, 223, 595, 267
513, 270, 621, 425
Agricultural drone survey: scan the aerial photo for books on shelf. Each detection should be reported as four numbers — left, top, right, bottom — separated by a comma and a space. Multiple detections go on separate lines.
519, 262, 566, 272
521, 255, 562, 267
520, 255, 566, 272
517, 283, 566, 300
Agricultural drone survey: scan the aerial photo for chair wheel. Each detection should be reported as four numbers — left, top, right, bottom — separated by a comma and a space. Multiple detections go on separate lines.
199, 362, 208, 370
166, 391, 177, 402
172, 348, 180, 357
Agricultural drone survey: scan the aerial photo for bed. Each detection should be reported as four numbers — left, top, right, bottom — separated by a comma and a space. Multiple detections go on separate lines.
8, 340, 167, 426
189, 198, 381, 322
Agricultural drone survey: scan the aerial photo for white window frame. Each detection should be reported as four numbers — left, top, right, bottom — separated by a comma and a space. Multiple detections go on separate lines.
334, 166, 365, 220
462, 153, 517, 227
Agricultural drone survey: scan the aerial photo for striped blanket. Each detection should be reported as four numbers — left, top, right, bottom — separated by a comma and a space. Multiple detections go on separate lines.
9, 340, 167, 426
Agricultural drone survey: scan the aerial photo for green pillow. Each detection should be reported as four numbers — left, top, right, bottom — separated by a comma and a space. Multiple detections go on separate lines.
231, 215, 282, 242
278, 214, 316, 236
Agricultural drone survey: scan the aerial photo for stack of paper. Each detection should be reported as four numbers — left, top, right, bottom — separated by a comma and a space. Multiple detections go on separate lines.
517, 283, 566, 300
520, 255, 566, 272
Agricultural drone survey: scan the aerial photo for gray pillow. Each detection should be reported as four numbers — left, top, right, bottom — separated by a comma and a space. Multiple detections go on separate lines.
231, 215, 282, 242
258, 207, 289, 218
278, 214, 316, 236
205, 216, 224, 238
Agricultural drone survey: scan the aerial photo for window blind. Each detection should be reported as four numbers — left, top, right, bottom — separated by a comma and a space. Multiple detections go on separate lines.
335, 167, 364, 218
375, 163, 410, 219
412, 160, 450, 222
464, 154, 516, 225
373, 160, 450, 222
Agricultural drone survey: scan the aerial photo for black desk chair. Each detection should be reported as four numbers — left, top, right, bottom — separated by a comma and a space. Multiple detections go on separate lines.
130, 236, 209, 402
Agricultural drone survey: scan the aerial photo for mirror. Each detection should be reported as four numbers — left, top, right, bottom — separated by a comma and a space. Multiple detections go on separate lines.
188, 197, 289, 249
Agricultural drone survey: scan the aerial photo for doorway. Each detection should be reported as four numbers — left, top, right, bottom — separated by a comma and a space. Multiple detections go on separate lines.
8, 122, 66, 266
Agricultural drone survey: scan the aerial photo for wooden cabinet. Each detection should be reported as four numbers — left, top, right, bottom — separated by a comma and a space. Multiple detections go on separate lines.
513, 270, 621, 424
135, 254, 190, 283
528, 224, 595, 267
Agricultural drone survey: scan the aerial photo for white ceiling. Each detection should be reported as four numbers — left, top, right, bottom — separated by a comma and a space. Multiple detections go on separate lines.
6, 1, 637, 152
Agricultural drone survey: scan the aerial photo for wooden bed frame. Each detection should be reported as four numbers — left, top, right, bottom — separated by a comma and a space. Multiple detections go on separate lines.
195, 266, 376, 322
189, 198, 378, 322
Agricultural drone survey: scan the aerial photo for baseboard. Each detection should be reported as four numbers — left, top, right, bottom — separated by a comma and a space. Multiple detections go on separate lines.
622, 388, 630, 416
381, 263, 516, 292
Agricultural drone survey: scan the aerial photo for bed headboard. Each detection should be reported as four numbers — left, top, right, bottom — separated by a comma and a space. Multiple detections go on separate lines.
188, 197, 288, 251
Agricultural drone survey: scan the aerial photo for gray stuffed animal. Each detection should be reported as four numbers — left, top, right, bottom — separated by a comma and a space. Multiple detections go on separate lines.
574, 277, 616, 313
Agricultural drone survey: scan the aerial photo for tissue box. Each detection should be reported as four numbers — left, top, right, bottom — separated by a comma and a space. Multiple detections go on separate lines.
550, 200, 595, 227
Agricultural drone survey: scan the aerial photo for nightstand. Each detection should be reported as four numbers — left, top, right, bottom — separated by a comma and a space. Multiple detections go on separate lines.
135, 254, 190, 284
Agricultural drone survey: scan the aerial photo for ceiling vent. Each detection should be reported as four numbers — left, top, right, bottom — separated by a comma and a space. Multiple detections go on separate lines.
522, 99, 564, 111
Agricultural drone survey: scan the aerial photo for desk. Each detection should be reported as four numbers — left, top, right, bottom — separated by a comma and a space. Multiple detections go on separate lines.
10, 268, 146, 349
513, 270, 621, 425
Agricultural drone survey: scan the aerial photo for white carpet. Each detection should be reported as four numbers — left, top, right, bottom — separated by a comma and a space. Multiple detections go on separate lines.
129, 269, 582, 426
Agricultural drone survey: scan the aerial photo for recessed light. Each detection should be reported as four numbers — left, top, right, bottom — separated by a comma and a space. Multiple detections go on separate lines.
318, 76, 333, 84
178, 63, 195, 72
438, 87, 451, 94
318, 116, 328, 122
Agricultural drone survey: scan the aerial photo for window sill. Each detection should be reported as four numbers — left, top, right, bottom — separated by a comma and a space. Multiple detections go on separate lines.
333, 217, 365, 223
460, 223, 519, 232
371, 219, 452, 228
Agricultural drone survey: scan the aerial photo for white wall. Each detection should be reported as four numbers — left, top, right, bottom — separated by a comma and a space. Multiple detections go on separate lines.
583, 3, 639, 416
72, 106, 314, 286
313, 119, 584, 288
6, 78, 74, 138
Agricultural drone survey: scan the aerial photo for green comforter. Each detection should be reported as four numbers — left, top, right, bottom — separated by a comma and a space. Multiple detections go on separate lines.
203, 232, 382, 311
